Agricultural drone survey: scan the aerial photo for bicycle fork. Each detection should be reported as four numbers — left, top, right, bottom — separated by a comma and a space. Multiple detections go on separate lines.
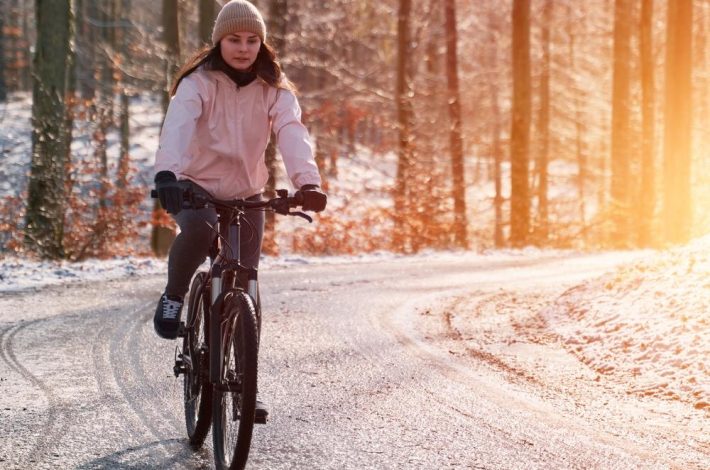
209, 267, 224, 385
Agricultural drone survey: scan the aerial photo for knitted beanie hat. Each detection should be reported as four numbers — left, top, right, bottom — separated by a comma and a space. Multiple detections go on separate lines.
212, 0, 267, 45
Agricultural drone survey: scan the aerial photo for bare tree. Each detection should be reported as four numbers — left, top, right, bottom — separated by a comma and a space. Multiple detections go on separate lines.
151, 0, 181, 256
489, 50, 504, 248
444, 0, 468, 248
161, 0, 180, 112
262, 0, 288, 255
199, 0, 216, 46
610, 0, 632, 246
510, 0, 531, 247
565, 2, 588, 240
25, 0, 73, 258
638, 0, 655, 246
117, 0, 131, 188
535, 0, 551, 243
394, 0, 414, 251
663, 0, 693, 244
0, 13, 6, 101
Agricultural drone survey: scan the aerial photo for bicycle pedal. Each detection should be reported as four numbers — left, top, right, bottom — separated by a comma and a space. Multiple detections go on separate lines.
173, 360, 186, 377
176, 322, 187, 338
254, 415, 268, 425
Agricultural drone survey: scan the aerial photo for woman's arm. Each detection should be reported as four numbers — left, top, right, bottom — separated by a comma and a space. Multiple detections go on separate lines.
269, 89, 322, 189
155, 76, 204, 175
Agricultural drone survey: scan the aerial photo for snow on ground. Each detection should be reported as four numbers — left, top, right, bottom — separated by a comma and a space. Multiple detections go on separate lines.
0, 246, 568, 293
542, 234, 710, 410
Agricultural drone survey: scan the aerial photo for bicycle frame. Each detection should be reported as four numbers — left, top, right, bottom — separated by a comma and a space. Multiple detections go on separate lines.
207, 205, 260, 386
155, 185, 309, 388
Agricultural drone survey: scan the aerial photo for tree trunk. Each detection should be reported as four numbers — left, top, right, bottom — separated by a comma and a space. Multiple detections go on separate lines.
638, 0, 655, 246
510, 0, 531, 247
94, 1, 117, 252
394, 0, 413, 251
394, 0, 414, 251
262, 0, 288, 256
444, 0, 468, 249
663, 0, 693, 244
491, 81, 504, 249
21, 5, 32, 90
0, 13, 6, 101
152, 0, 181, 256
161, 0, 180, 113
82, 0, 98, 102
566, 2, 587, 240
25, 0, 73, 259
117, 0, 131, 189
198, 0, 215, 46
610, 0, 632, 246
535, 0, 552, 243
486, 17, 504, 249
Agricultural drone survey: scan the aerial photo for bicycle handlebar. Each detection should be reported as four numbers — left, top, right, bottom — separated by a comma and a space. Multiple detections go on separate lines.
150, 188, 312, 223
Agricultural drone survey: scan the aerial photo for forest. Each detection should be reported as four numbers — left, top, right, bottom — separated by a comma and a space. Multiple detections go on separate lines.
0, 0, 708, 260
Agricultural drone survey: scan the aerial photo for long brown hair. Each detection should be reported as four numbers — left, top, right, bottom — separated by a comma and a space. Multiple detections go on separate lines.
170, 42, 295, 96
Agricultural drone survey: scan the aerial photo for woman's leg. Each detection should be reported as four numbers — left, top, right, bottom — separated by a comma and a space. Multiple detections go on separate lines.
165, 185, 218, 299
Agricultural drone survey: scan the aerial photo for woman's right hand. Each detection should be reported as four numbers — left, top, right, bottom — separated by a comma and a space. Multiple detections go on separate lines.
154, 171, 183, 215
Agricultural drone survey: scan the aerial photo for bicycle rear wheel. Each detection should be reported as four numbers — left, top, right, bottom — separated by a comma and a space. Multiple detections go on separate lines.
212, 291, 259, 470
183, 272, 212, 448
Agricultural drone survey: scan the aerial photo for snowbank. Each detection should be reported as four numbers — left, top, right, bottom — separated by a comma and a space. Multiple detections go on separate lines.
543, 235, 710, 410
0, 257, 167, 293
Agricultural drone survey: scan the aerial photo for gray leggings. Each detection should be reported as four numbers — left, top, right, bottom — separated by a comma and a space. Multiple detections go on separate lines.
165, 181, 264, 299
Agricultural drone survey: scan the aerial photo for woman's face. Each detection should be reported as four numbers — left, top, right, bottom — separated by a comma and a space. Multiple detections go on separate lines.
220, 32, 261, 70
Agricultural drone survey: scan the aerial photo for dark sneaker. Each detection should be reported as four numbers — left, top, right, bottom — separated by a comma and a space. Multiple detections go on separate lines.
153, 293, 184, 339
255, 399, 269, 424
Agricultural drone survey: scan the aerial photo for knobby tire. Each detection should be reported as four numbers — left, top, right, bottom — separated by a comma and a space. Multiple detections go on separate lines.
212, 291, 259, 470
183, 272, 212, 447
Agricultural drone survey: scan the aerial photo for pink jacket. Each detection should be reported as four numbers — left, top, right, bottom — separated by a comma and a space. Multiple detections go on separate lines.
155, 68, 321, 200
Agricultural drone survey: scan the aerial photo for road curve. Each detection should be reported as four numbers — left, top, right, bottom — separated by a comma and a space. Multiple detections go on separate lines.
0, 253, 706, 469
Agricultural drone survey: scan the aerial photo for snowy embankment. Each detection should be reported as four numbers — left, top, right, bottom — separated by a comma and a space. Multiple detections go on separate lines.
0, 250, 499, 293
1, 235, 708, 414
543, 235, 710, 410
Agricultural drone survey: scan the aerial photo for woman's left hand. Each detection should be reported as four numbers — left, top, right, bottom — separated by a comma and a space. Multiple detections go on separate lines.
297, 185, 327, 212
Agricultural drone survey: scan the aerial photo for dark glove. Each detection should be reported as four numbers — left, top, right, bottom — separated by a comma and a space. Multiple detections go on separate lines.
297, 184, 327, 212
154, 171, 183, 215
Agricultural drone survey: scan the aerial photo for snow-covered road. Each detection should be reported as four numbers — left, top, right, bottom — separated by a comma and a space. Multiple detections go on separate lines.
0, 249, 707, 469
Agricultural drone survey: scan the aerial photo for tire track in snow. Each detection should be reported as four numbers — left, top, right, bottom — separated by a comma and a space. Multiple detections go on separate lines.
0, 319, 65, 466
91, 300, 160, 444
108, 302, 176, 451
106, 300, 202, 467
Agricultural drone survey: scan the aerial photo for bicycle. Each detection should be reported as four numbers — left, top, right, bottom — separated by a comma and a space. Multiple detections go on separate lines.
151, 186, 312, 470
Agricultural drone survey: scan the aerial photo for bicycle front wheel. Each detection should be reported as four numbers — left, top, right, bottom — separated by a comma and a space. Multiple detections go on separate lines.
212, 291, 259, 470
183, 272, 212, 448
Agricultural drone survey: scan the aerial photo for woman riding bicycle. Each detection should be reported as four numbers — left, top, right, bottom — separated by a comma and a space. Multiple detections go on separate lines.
152, 0, 327, 419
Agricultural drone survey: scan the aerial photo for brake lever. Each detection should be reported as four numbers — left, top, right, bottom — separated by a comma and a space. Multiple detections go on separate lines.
290, 211, 313, 223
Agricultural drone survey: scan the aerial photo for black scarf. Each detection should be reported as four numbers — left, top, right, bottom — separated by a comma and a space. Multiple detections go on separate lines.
215, 57, 257, 87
